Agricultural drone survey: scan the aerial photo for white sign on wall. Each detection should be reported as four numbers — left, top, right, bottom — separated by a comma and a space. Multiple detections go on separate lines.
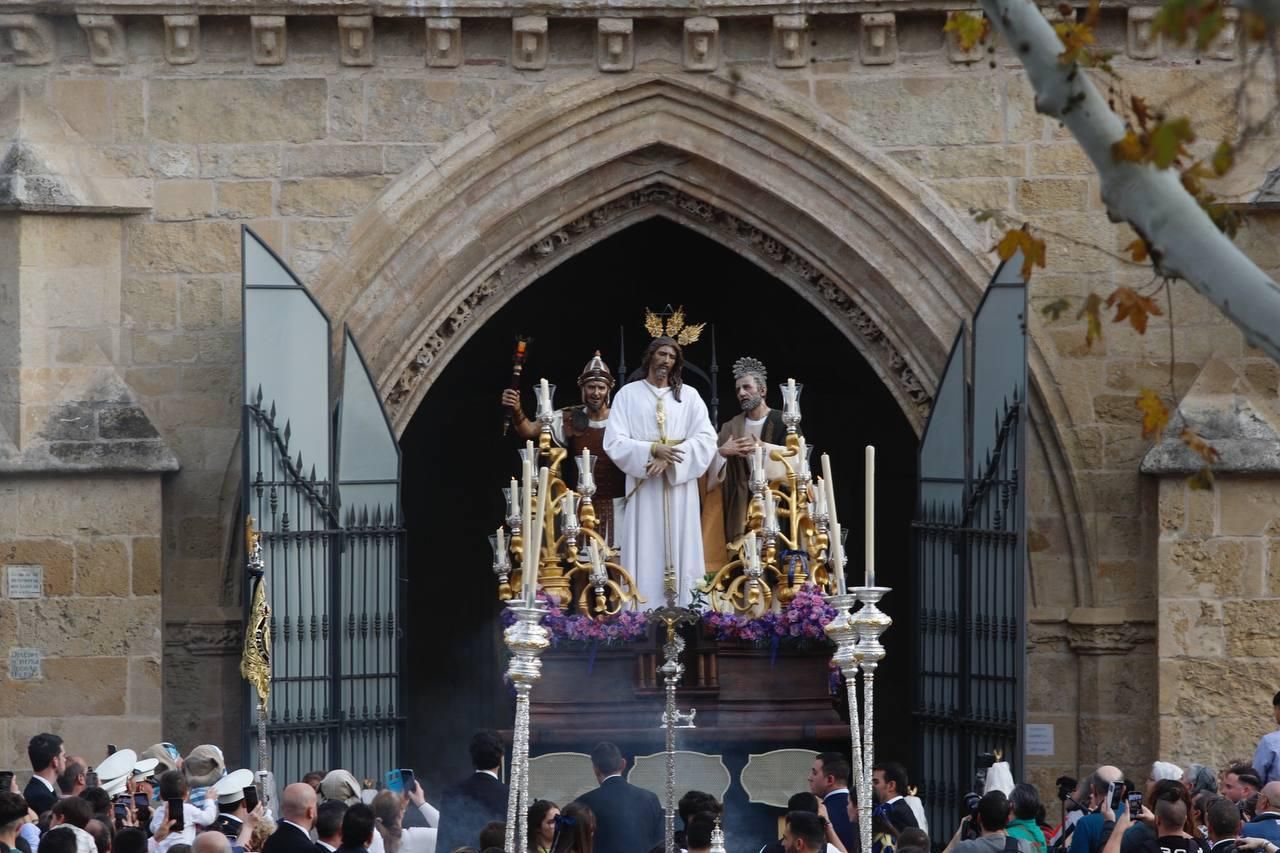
9, 648, 43, 680
6, 565, 43, 599
1025, 723, 1055, 756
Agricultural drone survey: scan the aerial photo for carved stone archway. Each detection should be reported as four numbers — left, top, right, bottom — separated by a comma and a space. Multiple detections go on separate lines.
382, 179, 934, 430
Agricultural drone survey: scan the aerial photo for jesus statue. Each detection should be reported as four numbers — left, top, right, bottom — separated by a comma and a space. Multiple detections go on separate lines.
604, 336, 718, 607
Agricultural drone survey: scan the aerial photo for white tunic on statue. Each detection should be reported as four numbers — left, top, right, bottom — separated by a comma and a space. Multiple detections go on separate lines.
604, 379, 718, 607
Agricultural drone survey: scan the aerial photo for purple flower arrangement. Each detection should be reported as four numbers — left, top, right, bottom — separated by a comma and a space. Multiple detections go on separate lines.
701, 584, 837, 648
500, 592, 650, 647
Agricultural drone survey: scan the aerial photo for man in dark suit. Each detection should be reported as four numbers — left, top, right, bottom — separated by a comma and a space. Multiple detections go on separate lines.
435, 731, 509, 853
264, 783, 319, 853
24, 733, 65, 816
872, 762, 919, 834
314, 801, 347, 853
573, 742, 663, 853
809, 752, 854, 852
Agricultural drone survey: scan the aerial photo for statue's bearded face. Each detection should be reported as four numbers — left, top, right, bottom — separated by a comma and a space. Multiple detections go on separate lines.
736, 375, 765, 412
649, 344, 678, 383
581, 378, 610, 413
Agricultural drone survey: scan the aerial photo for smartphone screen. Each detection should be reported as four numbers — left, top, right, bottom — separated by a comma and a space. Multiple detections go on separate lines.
167, 799, 184, 832
85, 771, 99, 788
400, 769, 415, 795
134, 793, 149, 808
113, 802, 127, 819
0, 772, 13, 791
243, 786, 258, 812
384, 769, 403, 795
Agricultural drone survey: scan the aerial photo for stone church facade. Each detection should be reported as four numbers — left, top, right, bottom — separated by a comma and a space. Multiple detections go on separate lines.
0, 0, 1277, 793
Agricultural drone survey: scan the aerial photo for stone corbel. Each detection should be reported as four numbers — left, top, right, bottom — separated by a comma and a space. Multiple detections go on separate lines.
1127, 7, 1161, 59
946, 11, 984, 63
251, 15, 286, 66
597, 18, 633, 73
0, 15, 54, 66
1065, 608, 1155, 655
772, 15, 808, 68
512, 16, 548, 71
163, 15, 199, 64
339, 15, 374, 66
76, 15, 126, 66
427, 18, 462, 68
860, 13, 897, 65
1208, 7, 1238, 60
683, 17, 719, 72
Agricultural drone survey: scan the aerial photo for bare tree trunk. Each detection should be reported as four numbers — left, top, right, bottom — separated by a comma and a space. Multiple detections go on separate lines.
980, 0, 1280, 362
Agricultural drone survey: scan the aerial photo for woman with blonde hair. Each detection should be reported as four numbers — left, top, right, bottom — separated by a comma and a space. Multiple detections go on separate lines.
371, 782, 439, 853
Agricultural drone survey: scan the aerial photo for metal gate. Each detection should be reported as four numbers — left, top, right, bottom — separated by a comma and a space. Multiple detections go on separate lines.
912, 253, 1028, 835
241, 227, 405, 783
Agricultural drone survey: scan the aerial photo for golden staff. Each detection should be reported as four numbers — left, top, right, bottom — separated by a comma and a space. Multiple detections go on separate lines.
240, 516, 272, 801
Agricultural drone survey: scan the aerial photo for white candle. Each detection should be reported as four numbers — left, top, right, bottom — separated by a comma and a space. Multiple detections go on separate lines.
830, 521, 846, 595
521, 459, 533, 601
814, 476, 828, 519
865, 445, 876, 587
588, 541, 604, 575
496, 525, 506, 559
797, 436, 808, 478
528, 466, 551, 606
763, 489, 777, 532
786, 377, 797, 413
821, 454, 846, 595
539, 377, 551, 416
581, 447, 593, 490
754, 445, 764, 479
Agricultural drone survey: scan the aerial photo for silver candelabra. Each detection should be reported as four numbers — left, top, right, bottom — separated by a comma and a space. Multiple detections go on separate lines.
825, 586, 893, 853
503, 602, 550, 853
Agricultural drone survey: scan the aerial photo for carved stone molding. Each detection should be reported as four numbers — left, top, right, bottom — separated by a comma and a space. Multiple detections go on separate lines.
1067, 621, 1154, 655
163, 15, 199, 64
384, 185, 933, 425
512, 16, 548, 70
597, 18, 634, 73
77, 15, 126, 66
164, 620, 241, 657
860, 13, 897, 65
1208, 7, 1238, 60
427, 17, 462, 68
683, 17, 720, 71
1127, 7, 1161, 59
0, 15, 54, 65
772, 15, 808, 68
250, 15, 286, 65
339, 15, 374, 65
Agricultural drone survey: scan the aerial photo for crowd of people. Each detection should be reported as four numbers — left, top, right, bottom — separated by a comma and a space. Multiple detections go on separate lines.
8, 691, 1280, 853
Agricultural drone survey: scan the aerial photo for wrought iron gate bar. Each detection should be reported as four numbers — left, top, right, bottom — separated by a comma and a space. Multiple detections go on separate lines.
911, 256, 1027, 843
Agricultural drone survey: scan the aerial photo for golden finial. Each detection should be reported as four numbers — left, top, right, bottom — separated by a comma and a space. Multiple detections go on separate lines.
643, 306, 704, 345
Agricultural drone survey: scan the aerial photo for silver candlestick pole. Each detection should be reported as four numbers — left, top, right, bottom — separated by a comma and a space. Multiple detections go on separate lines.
822, 593, 865, 809
660, 621, 685, 853
851, 586, 892, 853
503, 601, 550, 853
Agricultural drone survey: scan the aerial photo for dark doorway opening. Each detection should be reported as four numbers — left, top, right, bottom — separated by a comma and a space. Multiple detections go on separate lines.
400, 217, 919, 825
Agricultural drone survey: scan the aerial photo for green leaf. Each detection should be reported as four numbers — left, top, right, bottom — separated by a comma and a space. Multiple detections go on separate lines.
1150, 117, 1194, 168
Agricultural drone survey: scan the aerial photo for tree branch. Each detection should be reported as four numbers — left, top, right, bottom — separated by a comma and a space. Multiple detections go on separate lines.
981, 0, 1280, 361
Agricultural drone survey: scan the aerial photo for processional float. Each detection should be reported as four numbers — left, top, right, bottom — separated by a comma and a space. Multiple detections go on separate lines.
491, 367, 893, 853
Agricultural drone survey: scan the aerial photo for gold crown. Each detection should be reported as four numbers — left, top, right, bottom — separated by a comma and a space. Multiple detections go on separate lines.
643, 306, 705, 346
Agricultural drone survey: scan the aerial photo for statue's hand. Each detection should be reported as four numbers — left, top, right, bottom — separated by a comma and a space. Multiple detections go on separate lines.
645, 458, 670, 477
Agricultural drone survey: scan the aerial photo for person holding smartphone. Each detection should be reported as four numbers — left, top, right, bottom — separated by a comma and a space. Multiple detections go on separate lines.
1069, 769, 1127, 853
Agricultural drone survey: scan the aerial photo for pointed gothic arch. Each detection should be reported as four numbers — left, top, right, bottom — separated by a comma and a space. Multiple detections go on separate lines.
308, 70, 1093, 605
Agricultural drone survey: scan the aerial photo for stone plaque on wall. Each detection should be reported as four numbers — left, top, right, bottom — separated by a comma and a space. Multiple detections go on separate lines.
6, 565, 43, 599
9, 648, 42, 680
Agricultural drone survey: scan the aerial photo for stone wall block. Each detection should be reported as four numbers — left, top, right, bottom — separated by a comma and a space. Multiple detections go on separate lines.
1127, 8, 1161, 60
251, 16, 287, 66
216, 181, 273, 219
283, 144, 383, 177
126, 221, 239, 275
596, 19, 633, 73
77, 15, 126, 66
339, 16, 374, 66
512, 16, 548, 71
279, 177, 389, 217
1158, 599, 1223, 658
74, 538, 129, 597
23, 597, 160, 657
1217, 480, 1280, 535
17, 478, 159, 538
772, 15, 808, 68
128, 656, 162, 717
860, 14, 897, 66
0, 15, 54, 65
123, 277, 178, 330
427, 18, 462, 68
683, 17, 719, 72
1223, 600, 1280, 656
1158, 537, 1262, 598
151, 80, 327, 144
1, 539, 73, 596
154, 180, 215, 222
164, 15, 200, 65
0, 657, 129, 718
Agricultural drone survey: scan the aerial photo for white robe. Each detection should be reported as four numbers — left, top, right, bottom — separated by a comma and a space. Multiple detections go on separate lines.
604, 379, 719, 607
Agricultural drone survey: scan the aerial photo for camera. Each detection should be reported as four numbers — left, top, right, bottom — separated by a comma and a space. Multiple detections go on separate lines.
1056, 776, 1078, 802
960, 792, 983, 841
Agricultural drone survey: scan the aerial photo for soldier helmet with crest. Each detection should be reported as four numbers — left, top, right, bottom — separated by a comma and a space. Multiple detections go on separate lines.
578, 351, 615, 387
